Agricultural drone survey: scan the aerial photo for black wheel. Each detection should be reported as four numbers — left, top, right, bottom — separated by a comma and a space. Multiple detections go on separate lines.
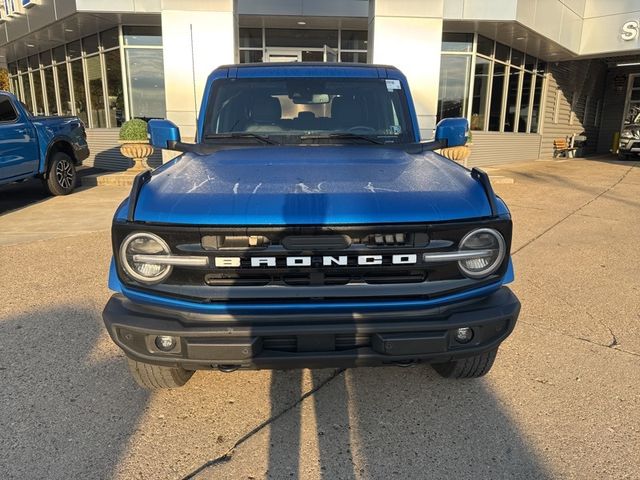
618, 152, 630, 161
552, 150, 559, 158
127, 358, 194, 389
44, 152, 77, 196
432, 349, 498, 379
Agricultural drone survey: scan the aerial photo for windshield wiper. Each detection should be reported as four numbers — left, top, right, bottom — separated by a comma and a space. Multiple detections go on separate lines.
300, 133, 385, 145
204, 133, 278, 145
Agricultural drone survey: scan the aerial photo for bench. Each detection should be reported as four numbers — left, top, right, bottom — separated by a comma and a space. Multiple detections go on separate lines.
553, 138, 577, 158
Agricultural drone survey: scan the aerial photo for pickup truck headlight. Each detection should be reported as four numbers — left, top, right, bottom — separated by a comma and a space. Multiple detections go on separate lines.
119, 232, 172, 284
457, 228, 506, 279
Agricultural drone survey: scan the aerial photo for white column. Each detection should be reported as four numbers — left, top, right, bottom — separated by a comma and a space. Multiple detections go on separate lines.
368, 0, 444, 140
160, 0, 236, 145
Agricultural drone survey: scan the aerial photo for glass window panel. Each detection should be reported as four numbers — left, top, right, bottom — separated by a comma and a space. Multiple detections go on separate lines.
101, 27, 119, 50
536, 60, 547, 74
239, 28, 262, 48
104, 49, 124, 127
495, 42, 510, 62
510, 49, 524, 67
340, 51, 367, 63
43, 68, 57, 115
67, 40, 82, 59
437, 54, 471, 121
86, 55, 107, 127
83, 34, 99, 55
8, 62, 17, 75
56, 64, 72, 115
530, 75, 543, 133
504, 68, 521, 132
518, 72, 533, 132
123, 26, 162, 46
471, 57, 491, 130
524, 55, 536, 71
53, 45, 66, 63
125, 48, 166, 119
70, 60, 88, 124
239, 49, 263, 63
10, 76, 19, 96
17, 58, 28, 72
488, 63, 505, 131
40, 50, 52, 66
477, 35, 493, 57
22, 74, 34, 112
441, 32, 473, 52
28, 54, 39, 70
265, 29, 338, 48
341, 30, 367, 50
32, 72, 45, 115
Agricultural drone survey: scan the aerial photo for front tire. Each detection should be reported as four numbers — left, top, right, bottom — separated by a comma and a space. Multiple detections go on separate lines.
617, 152, 630, 161
44, 152, 77, 196
127, 358, 194, 389
432, 348, 498, 379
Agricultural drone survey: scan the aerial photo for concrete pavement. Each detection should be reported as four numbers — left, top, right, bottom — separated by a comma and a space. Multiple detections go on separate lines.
0, 156, 638, 479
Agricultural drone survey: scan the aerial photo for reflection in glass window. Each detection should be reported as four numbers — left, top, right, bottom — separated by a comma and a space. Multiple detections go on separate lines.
442, 33, 473, 52
341, 30, 367, 50
488, 63, 505, 131
43, 68, 58, 115
32, 72, 45, 116
86, 55, 107, 127
477, 35, 493, 57
101, 27, 119, 50
56, 64, 72, 115
70, 60, 88, 124
471, 57, 491, 130
340, 51, 367, 63
104, 49, 124, 127
437, 55, 471, 121
530, 76, 543, 133
123, 26, 163, 46
239, 50, 263, 63
239, 28, 262, 48
125, 48, 166, 119
265, 29, 338, 48
495, 42, 510, 62
518, 72, 532, 132
67, 40, 82, 59
504, 69, 521, 132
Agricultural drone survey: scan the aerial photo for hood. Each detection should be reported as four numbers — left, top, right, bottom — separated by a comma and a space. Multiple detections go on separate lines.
131, 145, 493, 225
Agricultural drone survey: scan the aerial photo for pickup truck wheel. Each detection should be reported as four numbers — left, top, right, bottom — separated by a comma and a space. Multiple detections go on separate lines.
44, 152, 76, 196
432, 348, 497, 379
126, 358, 194, 389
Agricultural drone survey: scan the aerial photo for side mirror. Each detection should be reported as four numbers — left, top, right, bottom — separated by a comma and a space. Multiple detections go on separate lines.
435, 117, 469, 148
148, 119, 181, 149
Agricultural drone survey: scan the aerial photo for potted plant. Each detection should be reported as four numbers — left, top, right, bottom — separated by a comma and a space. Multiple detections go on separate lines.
119, 118, 153, 172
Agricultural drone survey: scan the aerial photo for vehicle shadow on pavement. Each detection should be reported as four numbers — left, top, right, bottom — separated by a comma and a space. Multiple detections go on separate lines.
265, 366, 551, 479
0, 305, 148, 480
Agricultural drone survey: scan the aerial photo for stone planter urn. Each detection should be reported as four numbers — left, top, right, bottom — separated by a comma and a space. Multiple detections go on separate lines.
119, 141, 154, 172
119, 118, 153, 172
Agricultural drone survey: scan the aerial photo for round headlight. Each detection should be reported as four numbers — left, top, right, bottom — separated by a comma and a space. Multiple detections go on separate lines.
457, 228, 506, 279
120, 232, 172, 284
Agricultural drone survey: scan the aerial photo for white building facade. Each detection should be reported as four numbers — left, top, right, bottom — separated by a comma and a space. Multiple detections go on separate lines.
1, 0, 639, 168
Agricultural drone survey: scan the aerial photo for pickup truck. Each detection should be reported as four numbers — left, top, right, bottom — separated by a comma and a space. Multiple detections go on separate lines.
0, 91, 89, 195
102, 63, 521, 389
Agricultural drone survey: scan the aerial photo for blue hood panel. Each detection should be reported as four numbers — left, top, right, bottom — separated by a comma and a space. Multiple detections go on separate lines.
133, 146, 492, 225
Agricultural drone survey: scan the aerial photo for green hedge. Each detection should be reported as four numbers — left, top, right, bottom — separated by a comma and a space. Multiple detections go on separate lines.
119, 118, 148, 141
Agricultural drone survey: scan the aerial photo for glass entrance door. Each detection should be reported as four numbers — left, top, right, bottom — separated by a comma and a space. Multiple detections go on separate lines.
622, 74, 640, 132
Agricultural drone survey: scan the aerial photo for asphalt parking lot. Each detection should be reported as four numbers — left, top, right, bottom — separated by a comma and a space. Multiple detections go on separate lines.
1, 155, 639, 479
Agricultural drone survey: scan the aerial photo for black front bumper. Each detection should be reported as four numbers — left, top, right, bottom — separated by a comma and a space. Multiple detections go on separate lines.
103, 287, 520, 370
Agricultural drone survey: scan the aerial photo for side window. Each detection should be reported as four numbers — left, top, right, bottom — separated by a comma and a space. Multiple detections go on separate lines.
0, 96, 19, 122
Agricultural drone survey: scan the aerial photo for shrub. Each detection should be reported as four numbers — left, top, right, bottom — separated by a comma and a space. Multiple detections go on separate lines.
119, 118, 148, 142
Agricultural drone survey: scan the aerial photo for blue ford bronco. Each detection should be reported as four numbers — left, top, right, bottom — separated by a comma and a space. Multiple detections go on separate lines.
102, 63, 520, 389
0, 91, 89, 195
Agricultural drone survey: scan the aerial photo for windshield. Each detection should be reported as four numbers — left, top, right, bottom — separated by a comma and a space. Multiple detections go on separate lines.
202, 77, 415, 145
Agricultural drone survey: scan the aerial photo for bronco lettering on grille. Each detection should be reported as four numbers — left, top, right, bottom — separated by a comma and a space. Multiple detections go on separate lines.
213, 254, 419, 268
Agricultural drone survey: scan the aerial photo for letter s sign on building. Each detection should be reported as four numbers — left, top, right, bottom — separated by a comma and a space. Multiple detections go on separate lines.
621, 20, 639, 41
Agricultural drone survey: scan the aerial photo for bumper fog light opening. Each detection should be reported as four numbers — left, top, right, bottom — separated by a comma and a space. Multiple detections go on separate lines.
454, 327, 474, 344
154, 335, 178, 352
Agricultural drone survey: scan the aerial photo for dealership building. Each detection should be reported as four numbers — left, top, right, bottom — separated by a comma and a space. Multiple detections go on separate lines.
1, 0, 639, 169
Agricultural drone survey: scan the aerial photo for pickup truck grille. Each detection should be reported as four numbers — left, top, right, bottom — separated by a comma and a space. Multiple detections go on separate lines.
112, 220, 512, 302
